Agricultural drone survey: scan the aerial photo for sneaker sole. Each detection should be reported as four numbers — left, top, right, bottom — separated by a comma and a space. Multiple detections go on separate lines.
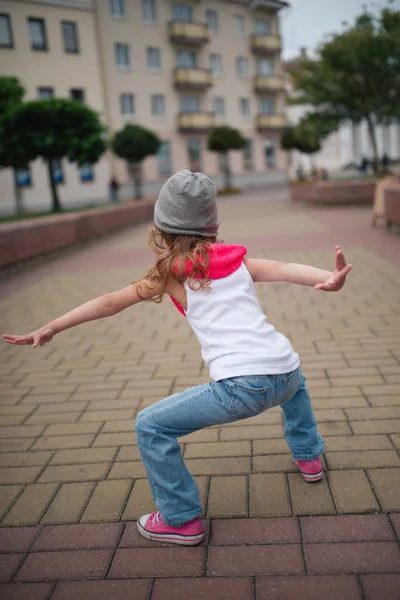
302, 470, 324, 482
136, 520, 205, 546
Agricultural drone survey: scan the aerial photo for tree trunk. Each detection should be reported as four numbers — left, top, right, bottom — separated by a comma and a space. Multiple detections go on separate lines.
46, 160, 62, 212
223, 152, 231, 189
366, 115, 379, 173
128, 161, 142, 200
133, 175, 142, 200
13, 170, 24, 214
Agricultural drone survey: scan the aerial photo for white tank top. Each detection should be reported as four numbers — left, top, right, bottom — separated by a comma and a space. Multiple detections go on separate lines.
182, 260, 300, 382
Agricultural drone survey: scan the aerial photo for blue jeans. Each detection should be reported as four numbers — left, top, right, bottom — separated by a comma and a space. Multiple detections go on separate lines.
135, 368, 324, 527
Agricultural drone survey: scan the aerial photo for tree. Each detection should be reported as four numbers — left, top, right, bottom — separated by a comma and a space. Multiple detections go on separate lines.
0, 98, 107, 212
111, 124, 161, 200
208, 126, 246, 189
281, 113, 338, 170
289, 2, 400, 169
0, 77, 27, 214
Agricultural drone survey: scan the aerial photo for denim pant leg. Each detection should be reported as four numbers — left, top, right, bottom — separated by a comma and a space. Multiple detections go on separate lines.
135, 382, 238, 527
280, 372, 325, 461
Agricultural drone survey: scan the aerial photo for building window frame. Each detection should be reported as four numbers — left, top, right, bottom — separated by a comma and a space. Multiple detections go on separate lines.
172, 3, 193, 23
255, 19, 271, 35
15, 167, 32, 188
79, 163, 95, 183
110, 0, 125, 19
239, 97, 250, 118
264, 137, 276, 167
206, 9, 218, 33
214, 96, 225, 118
243, 139, 253, 170
236, 56, 249, 78
234, 14, 245, 37
257, 58, 274, 76
28, 17, 48, 51
61, 20, 79, 54
209, 53, 222, 77
115, 42, 131, 70
143, 0, 157, 23
52, 159, 65, 185
176, 49, 196, 69
151, 94, 165, 118
259, 98, 275, 115
38, 87, 54, 98
70, 88, 85, 103
180, 96, 200, 114
0, 14, 13, 48
147, 46, 161, 71
120, 92, 135, 117
187, 138, 202, 171
157, 140, 173, 176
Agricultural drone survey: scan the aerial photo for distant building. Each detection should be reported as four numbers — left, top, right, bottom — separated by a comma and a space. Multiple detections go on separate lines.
0, 0, 291, 213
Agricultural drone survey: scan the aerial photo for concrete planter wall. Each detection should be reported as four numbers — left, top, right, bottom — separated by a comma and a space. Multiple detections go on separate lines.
290, 180, 377, 205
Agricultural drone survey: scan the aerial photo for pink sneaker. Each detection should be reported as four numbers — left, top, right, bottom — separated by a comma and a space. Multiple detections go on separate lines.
294, 457, 324, 482
137, 511, 204, 546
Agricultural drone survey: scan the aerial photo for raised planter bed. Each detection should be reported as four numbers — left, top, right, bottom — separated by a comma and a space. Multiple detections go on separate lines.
384, 183, 400, 229
290, 179, 377, 205
0, 198, 155, 268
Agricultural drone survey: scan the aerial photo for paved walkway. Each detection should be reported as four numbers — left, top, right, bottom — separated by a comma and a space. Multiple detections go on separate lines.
0, 187, 399, 599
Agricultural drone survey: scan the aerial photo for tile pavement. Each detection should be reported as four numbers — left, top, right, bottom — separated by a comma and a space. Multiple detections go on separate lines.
0, 187, 399, 598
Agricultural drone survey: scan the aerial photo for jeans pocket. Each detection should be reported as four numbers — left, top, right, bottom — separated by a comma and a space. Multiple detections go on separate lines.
225, 377, 272, 420
282, 368, 301, 404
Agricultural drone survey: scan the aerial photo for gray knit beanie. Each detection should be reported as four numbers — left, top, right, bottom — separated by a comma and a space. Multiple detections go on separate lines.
154, 170, 219, 238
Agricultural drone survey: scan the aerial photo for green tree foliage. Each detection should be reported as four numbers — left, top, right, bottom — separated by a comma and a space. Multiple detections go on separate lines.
281, 113, 339, 165
111, 124, 161, 200
208, 126, 246, 189
0, 98, 107, 211
289, 1, 400, 168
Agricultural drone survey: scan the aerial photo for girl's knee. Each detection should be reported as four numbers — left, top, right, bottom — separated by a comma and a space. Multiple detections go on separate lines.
135, 408, 153, 434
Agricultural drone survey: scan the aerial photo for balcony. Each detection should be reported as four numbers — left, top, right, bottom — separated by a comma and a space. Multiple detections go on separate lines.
251, 34, 282, 55
174, 68, 213, 90
254, 75, 284, 93
169, 21, 210, 46
178, 112, 216, 132
256, 114, 288, 130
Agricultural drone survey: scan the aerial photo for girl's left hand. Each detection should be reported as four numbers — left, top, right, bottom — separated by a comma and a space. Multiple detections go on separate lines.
4, 326, 55, 348
314, 246, 353, 292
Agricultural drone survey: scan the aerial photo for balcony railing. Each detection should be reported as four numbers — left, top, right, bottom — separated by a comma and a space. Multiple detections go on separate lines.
174, 68, 213, 89
251, 34, 282, 55
169, 21, 210, 45
256, 114, 288, 130
254, 75, 284, 93
178, 112, 216, 132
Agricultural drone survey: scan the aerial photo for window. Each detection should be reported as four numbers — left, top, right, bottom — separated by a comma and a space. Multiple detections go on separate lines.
28, 18, 47, 50
38, 87, 54, 98
15, 167, 32, 188
239, 98, 250, 117
260, 98, 275, 115
255, 19, 271, 35
52, 160, 65, 184
206, 9, 218, 32
0, 14, 13, 48
110, 0, 125, 18
143, 0, 156, 22
115, 43, 130, 69
258, 58, 273, 76
176, 50, 196, 68
120, 93, 135, 116
172, 3, 193, 22
158, 141, 172, 175
264, 138, 276, 167
147, 47, 161, 70
234, 14, 245, 37
187, 139, 201, 171
181, 96, 200, 113
62, 21, 79, 53
243, 139, 253, 170
152, 94, 165, 118
214, 96, 225, 117
209, 54, 222, 76
70, 88, 85, 102
236, 57, 249, 77
79, 164, 94, 183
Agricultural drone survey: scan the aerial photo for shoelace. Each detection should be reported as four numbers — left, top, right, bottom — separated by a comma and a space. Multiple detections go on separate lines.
151, 512, 164, 527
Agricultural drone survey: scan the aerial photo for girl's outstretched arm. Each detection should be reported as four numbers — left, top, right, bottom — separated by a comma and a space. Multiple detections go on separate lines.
245, 246, 352, 291
3, 278, 162, 348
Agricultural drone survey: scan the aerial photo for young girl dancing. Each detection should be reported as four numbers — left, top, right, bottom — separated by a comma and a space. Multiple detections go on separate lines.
4, 170, 352, 546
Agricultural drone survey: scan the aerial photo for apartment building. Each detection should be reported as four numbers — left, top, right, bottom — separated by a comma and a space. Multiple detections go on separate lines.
0, 0, 289, 212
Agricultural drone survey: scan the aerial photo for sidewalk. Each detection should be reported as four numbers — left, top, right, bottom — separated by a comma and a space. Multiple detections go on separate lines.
0, 187, 399, 599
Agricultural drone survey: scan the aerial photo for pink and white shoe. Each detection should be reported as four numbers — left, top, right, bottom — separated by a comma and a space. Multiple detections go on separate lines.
294, 457, 324, 482
137, 511, 204, 546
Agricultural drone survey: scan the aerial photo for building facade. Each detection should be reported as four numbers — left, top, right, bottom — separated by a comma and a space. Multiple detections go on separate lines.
0, 0, 289, 212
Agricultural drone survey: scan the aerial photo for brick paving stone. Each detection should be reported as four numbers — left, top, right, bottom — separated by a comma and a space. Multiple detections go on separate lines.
220, 425, 283, 441
0, 583, 54, 600
326, 450, 400, 470
0, 486, 23, 520
207, 475, 247, 517
26, 412, 81, 425
15, 549, 113, 582
361, 574, 400, 600
44, 423, 102, 436
324, 435, 393, 451
99, 420, 135, 433
253, 455, 298, 473
0, 554, 25, 583
0, 527, 40, 553
107, 461, 146, 479
185, 457, 250, 476
182, 429, 219, 443
121, 479, 157, 521
288, 473, 335, 515
256, 575, 362, 600
367, 394, 400, 406
92, 433, 136, 447
50, 448, 117, 466
211, 517, 299, 545
0, 425, 45, 439
368, 468, 400, 511
390, 434, 400, 449
301, 514, 395, 543
328, 470, 379, 513
346, 407, 400, 420
304, 542, 400, 574
2, 484, 57, 526
151, 577, 253, 600
253, 439, 289, 455
207, 544, 304, 576
249, 474, 291, 517
40, 482, 94, 525
81, 480, 131, 523
318, 422, 353, 436
51, 580, 151, 600
389, 513, 400, 537
38, 463, 110, 483
32, 435, 95, 451
351, 420, 400, 434
114, 446, 145, 461
0, 466, 42, 484
108, 547, 204, 578
33, 523, 122, 551
183, 441, 251, 459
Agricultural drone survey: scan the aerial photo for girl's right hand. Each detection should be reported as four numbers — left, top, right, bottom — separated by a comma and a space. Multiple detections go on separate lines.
4, 326, 55, 348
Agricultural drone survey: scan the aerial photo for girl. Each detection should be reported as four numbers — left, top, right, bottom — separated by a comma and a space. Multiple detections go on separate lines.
4, 170, 352, 546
